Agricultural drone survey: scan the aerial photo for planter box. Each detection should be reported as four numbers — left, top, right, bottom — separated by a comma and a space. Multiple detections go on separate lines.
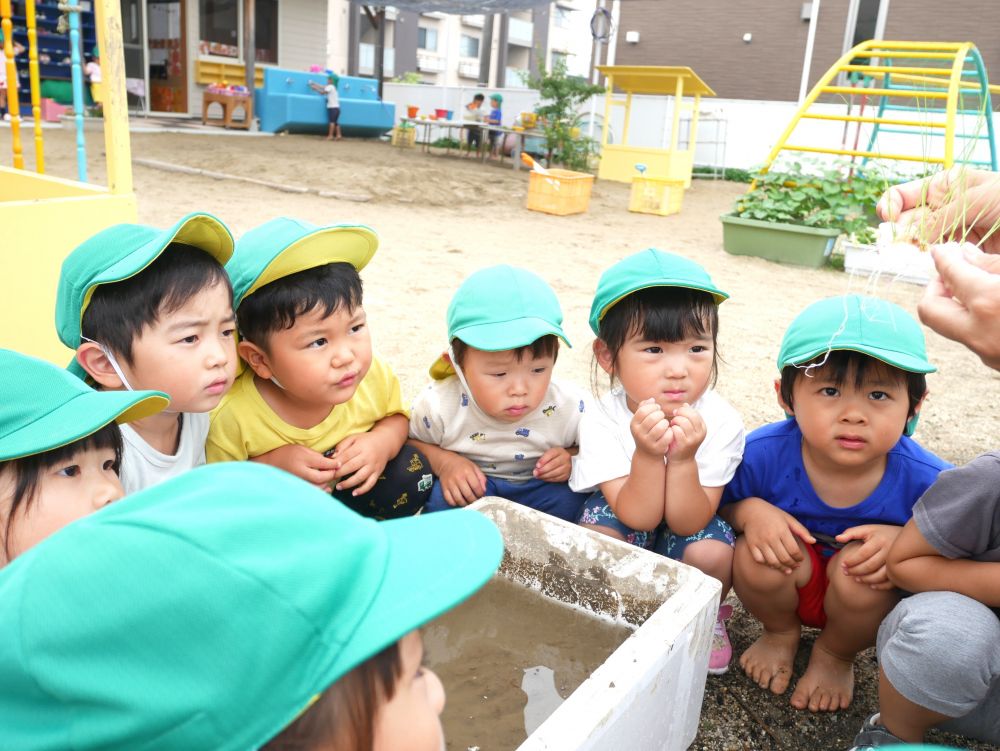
458, 498, 720, 751
720, 213, 841, 268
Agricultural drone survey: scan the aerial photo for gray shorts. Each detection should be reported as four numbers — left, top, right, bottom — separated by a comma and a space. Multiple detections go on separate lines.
878, 591, 1000, 744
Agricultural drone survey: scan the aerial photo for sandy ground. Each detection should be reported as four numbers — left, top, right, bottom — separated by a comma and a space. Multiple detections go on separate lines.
10, 126, 1000, 749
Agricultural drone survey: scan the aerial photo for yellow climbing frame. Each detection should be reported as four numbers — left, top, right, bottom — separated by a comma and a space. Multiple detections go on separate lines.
760, 40, 998, 175
0, 0, 136, 364
596, 65, 715, 186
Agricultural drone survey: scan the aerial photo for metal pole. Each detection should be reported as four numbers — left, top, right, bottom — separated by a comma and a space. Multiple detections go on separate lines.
96, 0, 133, 193
798, 0, 821, 105
67, 0, 87, 181
478, 13, 493, 87
374, 6, 385, 100
243, 0, 256, 129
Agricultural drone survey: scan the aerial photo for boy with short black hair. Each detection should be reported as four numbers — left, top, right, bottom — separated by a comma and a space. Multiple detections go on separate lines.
58, 213, 238, 494
207, 217, 431, 520
721, 295, 951, 713
408, 265, 587, 521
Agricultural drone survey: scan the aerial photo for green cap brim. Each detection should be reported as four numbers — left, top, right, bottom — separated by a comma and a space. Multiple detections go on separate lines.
0, 388, 168, 462
782, 345, 935, 374
323, 509, 503, 683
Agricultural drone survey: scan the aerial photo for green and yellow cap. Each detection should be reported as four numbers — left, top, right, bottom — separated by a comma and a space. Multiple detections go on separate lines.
778, 295, 934, 374
55, 213, 234, 378
0, 462, 502, 750
430, 265, 570, 379
230, 217, 378, 307
0, 349, 167, 462
588, 248, 728, 335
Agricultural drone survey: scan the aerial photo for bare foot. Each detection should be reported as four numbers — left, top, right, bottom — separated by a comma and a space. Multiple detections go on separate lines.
790, 643, 854, 712
739, 629, 799, 695
325, 136, 333, 141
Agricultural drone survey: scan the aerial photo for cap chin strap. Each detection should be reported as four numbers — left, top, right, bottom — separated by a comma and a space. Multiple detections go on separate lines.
447, 343, 483, 414
81, 337, 179, 415
82, 337, 136, 392
270, 376, 285, 390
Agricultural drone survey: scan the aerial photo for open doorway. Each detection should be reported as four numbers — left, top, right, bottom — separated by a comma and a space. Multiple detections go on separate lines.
147, 0, 187, 113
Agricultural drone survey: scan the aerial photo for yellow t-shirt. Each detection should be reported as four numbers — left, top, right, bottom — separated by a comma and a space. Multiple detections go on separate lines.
206, 356, 406, 463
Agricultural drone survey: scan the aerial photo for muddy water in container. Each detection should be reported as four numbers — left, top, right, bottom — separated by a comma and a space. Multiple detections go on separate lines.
423, 576, 634, 750
436, 498, 721, 751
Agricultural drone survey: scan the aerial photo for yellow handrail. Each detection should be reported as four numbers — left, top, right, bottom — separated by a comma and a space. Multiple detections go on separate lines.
25, 0, 43, 172
800, 113, 946, 128
1, 0, 23, 169
784, 144, 945, 163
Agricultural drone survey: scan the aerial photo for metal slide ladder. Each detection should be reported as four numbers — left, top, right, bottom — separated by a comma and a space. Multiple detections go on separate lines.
760, 40, 998, 175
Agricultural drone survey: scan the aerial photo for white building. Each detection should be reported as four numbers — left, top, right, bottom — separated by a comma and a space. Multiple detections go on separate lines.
326, 1, 595, 90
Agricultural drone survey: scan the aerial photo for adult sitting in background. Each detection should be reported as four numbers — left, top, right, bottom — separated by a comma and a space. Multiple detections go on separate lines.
849, 168, 1000, 750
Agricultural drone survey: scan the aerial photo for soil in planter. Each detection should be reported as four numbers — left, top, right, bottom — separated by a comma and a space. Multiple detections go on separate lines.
423, 576, 634, 751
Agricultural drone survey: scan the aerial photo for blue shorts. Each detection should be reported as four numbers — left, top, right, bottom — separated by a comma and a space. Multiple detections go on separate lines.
577, 490, 734, 560
425, 474, 588, 522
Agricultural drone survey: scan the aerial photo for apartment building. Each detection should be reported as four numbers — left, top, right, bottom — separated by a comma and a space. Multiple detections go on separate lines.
607, 0, 1000, 104
328, 1, 594, 89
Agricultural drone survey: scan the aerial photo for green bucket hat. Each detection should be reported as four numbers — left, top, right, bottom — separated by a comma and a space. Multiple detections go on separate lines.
0, 349, 167, 462
230, 217, 378, 307
589, 248, 728, 335
490, 93, 503, 103
430, 265, 570, 379
0, 462, 503, 750
55, 213, 234, 372
778, 295, 934, 374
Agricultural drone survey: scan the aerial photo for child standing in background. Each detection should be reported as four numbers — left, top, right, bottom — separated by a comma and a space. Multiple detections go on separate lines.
570, 249, 746, 675
409, 265, 588, 521
309, 70, 342, 141
487, 92, 503, 157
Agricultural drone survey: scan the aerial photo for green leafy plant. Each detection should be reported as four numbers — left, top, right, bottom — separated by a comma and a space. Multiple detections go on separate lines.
734, 161, 890, 243
391, 71, 423, 84
431, 136, 461, 149
522, 59, 604, 172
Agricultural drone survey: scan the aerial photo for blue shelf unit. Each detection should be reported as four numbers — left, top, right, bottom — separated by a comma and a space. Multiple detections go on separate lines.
7, 0, 98, 107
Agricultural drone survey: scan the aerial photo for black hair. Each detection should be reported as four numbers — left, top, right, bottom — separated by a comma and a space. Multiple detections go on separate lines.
237, 262, 363, 349
596, 286, 720, 387
81, 243, 232, 365
262, 640, 402, 751
473, 93, 485, 102
0, 422, 123, 561
451, 334, 560, 370
779, 349, 926, 418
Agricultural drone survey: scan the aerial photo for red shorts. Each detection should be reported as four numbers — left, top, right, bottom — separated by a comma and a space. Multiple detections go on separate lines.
795, 542, 839, 629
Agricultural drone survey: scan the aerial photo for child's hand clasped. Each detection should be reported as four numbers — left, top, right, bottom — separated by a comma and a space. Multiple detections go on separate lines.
330, 432, 392, 496
533, 447, 572, 483
743, 500, 817, 575
665, 403, 707, 462
436, 453, 487, 507
835, 524, 902, 590
630, 398, 672, 457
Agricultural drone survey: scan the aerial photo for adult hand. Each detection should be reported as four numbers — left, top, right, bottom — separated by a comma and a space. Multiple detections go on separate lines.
918, 243, 1000, 370
877, 167, 1000, 253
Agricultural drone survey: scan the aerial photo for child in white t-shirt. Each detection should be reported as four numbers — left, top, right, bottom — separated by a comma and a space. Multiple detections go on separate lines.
570, 249, 745, 674
309, 71, 341, 141
409, 265, 588, 521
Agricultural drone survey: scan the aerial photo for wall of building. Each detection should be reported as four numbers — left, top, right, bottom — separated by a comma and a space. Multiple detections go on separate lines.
612, 0, 852, 101
279, 0, 327, 72
327, 0, 352, 77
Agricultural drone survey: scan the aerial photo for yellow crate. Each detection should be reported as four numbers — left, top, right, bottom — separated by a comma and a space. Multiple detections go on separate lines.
391, 126, 417, 147
629, 176, 685, 216
526, 169, 595, 216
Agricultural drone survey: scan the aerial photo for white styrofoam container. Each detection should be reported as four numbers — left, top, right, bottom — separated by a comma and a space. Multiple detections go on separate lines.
469, 498, 721, 751
843, 241, 934, 286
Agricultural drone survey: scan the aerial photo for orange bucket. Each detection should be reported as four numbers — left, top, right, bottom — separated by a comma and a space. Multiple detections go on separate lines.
407, 105, 419, 118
